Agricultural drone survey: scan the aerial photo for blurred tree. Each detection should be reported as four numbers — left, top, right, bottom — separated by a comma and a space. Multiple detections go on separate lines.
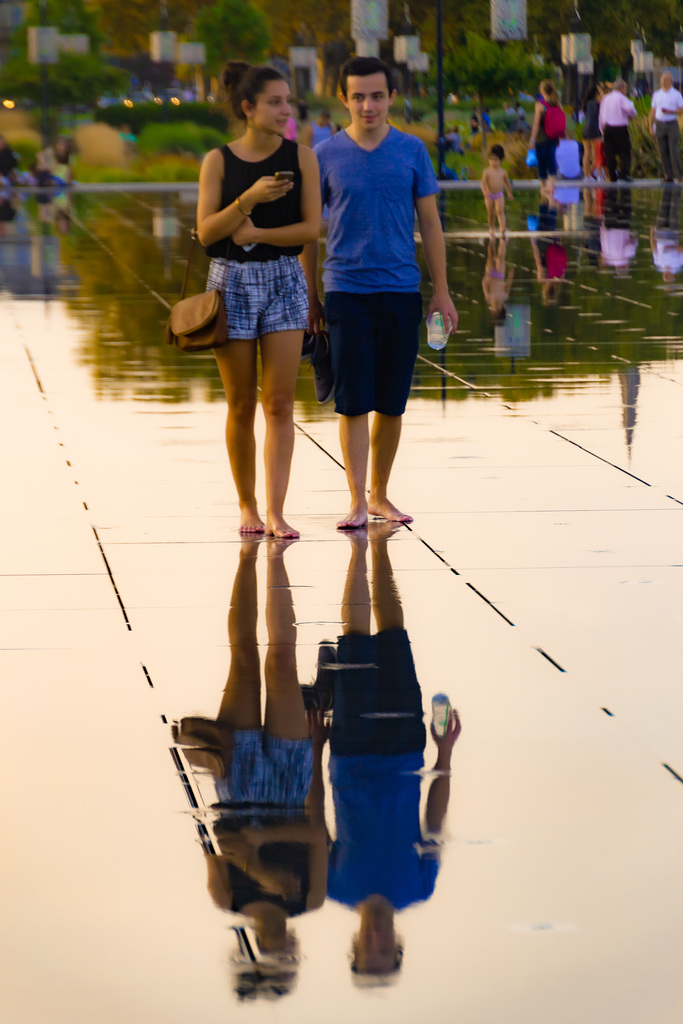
93, 0, 207, 58
195, 0, 270, 73
0, 52, 126, 106
0, 0, 126, 107
444, 33, 552, 113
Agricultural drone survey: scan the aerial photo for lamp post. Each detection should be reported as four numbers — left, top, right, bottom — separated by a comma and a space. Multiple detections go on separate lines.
436, 0, 445, 181
675, 28, 683, 90
566, 5, 590, 119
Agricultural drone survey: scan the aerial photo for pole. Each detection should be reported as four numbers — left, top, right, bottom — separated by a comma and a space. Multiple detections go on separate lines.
436, 0, 445, 179
39, 0, 49, 146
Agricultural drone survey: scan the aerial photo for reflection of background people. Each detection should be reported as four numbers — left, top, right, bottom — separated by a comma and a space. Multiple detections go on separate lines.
600, 189, 636, 273
650, 189, 683, 282
323, 524, 461, 979
173, 539, 328, 999
482, 237, 514, 325
530, 200, 567, 305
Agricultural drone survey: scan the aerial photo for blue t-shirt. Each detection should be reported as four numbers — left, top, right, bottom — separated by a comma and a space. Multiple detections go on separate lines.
316, 126, 439, 293
327, 751, 440, 910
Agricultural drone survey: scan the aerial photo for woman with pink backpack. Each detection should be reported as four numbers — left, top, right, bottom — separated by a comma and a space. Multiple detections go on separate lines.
528, 80, 566, 195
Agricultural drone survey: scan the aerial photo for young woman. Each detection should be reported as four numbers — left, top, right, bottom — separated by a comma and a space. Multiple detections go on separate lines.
197, 62, 320, 538
529, 80, 562, 196
581, 85, 602, 180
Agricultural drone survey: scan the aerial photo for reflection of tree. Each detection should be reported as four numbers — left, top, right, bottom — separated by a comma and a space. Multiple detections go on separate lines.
50, 189, 681, 408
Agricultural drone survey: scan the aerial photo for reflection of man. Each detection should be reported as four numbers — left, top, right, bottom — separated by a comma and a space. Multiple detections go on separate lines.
650, 189, 683, 282
598, 80, 637, 182
173, 539, 328, 1000
600, 189, 637, 273
648, 73, 683, 183
317, 524, 461, 979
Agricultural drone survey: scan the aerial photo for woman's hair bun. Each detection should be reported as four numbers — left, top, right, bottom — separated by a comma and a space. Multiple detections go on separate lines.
222, 61, 251, 91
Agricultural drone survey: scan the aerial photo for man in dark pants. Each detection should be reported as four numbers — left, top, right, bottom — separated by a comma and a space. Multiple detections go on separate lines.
598, 80, 637, 182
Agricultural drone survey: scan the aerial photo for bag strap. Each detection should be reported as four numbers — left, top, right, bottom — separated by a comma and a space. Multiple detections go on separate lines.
179, 227, 198, 301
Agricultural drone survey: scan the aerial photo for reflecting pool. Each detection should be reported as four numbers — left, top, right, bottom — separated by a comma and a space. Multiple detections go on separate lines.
0, 185, 682, 1024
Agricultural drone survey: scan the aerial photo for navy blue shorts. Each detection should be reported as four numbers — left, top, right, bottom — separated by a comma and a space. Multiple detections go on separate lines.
324, 291, 422, 416
535, 139, 558, 181
329, 628, 426, 756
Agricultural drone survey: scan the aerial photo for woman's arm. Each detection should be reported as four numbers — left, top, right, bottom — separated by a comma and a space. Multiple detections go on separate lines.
232, 145, 321, 248
196, 147, 295, 247
529, 101, 543, 147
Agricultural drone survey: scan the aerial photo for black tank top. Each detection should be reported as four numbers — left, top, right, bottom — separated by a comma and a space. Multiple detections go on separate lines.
204, 138, 303, 262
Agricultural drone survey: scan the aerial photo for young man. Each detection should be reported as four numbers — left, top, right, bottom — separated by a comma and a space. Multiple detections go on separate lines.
302, 56, 458, 529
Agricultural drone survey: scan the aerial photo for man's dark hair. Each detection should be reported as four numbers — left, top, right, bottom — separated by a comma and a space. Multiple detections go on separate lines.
339, 57, 394, 97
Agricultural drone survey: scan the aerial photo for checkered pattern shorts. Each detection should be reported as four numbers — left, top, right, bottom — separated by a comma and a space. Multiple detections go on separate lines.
214, 729, 313, 807
206, 255, 309, 340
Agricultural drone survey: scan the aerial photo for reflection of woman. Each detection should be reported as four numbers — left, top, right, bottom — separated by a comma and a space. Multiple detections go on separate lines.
530, 200, 567, 305
173, 539, 328, 999
196, 62, 320, 539
529, 80, 562, 196
320, 523, 461, 980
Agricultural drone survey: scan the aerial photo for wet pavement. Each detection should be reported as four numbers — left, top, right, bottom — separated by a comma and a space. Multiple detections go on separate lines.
1, 184, 682, 1022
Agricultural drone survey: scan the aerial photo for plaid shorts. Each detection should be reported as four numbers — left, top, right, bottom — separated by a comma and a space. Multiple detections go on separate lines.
206, 255, 309, 340
214, 729, 313, 807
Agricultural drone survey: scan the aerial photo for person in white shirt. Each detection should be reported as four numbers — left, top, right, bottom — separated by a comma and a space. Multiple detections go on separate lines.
599, 80, 637, 181
648, 72, 683, 182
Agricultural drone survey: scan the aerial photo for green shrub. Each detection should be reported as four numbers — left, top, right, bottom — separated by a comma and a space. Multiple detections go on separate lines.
137, 121, 225, 157
629, 113, 661, 178
95, 101, 227, 135
10, 138, 41, 170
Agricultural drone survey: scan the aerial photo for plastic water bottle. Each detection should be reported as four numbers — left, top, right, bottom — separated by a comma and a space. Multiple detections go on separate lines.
431, 693, 451, 736
426, 312, 448, 351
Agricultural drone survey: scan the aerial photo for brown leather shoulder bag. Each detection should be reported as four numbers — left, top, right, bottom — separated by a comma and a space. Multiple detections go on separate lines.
165, 230, 228, 353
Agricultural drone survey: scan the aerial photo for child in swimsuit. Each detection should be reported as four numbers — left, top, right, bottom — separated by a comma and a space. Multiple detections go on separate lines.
480, 145, 513, 236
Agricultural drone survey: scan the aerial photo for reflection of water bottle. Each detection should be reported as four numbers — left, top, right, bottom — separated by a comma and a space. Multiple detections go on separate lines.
431, 693, 451, 736
426, 312, 448, 351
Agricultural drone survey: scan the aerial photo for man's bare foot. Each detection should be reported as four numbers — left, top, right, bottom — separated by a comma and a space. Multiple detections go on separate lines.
239, 506, 265, 534
367, 497, 413, 523
337, 504, 368, 530
265, 515, 300, 539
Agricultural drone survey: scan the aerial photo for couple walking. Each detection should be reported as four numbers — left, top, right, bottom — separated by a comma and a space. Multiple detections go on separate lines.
196, 56, 457, 538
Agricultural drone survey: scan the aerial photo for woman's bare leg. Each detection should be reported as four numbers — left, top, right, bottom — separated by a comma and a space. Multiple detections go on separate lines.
216, 539, 262, 730
214, 340, 263, 533
263, 539, 308, 739
260, 330, 304, 538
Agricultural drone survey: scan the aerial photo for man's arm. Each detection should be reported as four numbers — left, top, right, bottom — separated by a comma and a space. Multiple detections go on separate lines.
415, 194, 458, 334
424, 710, 461, 834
